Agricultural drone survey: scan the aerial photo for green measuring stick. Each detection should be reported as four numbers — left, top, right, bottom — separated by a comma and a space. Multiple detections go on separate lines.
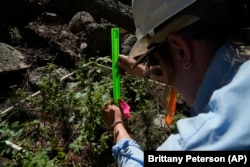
111, 28, 120, 105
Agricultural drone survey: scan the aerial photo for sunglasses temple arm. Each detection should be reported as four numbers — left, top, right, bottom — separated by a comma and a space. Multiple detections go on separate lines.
131, 45, 158, 68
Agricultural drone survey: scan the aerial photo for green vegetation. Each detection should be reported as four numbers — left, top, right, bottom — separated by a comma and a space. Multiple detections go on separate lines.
0, 56, 185, 166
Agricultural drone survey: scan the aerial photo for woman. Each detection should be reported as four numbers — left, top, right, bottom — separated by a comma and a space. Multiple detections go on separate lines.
102, 0, 250, 166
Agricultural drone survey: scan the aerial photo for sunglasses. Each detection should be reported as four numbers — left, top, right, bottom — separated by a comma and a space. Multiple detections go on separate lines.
131, 43, 161, 69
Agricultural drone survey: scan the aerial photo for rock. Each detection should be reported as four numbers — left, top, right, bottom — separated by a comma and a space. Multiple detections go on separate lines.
153, 114, 168, 128
0, 43, 29, 97
84, 22, 114, 56
121, 34, 136, 55
28, 66, 71, 89
42, 12, 61, 24
0, 43, 29, 72
68, 11, 96, 34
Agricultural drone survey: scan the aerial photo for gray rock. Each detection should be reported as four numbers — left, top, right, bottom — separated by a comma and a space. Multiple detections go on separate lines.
68, 11, 96, 34
121, 34, 136, 55
0, 43, 29, 73
153, 114, 168, 128
28, 66, 71, 88
84, 23, 113, 55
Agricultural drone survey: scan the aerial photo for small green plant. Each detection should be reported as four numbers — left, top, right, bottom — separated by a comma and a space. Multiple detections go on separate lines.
5, 26, 24, 45
0, 55, 186, 166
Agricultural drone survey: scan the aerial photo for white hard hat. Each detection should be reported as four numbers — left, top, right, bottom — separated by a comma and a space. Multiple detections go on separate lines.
129, 0, 197, 58
129, 0, 236, 58
132, 0, 197, 40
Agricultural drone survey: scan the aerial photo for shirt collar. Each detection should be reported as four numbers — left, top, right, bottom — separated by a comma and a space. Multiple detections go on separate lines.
191, 41, 241, 116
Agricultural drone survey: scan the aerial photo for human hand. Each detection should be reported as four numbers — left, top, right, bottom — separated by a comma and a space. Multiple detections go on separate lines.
102, 101, 123, 128
118, 54, 146, 78
118, 54, 165, 82
102, 101, 132, 142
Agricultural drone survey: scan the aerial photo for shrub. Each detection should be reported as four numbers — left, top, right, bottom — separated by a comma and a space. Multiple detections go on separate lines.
0, 56, 185, 166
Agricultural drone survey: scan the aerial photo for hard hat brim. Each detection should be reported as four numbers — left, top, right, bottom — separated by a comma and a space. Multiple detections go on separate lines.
129, 15, 200, 59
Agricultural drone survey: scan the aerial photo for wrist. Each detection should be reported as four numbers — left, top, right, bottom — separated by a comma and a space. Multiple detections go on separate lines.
113, 122, 129, 143
111, 120, 123, 129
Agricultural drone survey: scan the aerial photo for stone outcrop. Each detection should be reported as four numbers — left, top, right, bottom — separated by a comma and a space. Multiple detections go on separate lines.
0, 43, 29, 73
0, 0, 136, 100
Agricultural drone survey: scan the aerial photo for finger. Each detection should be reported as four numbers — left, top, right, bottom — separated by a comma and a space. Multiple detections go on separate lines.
119, 55, 136, 66
102, 101, 112, 111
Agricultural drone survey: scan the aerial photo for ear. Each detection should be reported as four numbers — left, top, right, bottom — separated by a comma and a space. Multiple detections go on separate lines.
167, 33, 191, 65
